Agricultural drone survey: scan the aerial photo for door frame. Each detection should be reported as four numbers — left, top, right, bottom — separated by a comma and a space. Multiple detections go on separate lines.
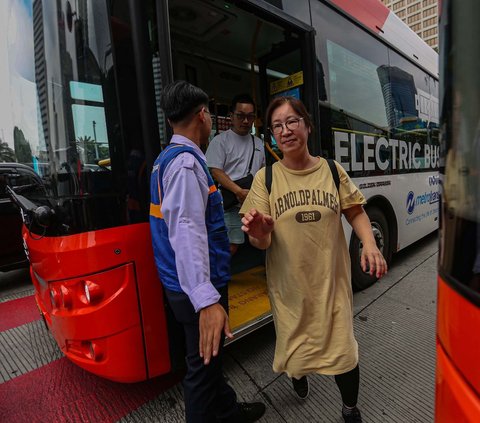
242, 0, 322, 156
155, 0, 321, 155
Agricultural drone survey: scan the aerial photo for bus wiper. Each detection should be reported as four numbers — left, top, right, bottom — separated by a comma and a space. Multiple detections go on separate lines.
13, 183, 46, 195
6, 185, 56, 228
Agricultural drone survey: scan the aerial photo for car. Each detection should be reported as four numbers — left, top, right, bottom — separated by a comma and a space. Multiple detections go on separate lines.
0, 163, 44, 271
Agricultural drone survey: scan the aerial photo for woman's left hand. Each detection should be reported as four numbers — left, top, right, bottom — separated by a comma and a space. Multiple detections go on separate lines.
361, 242, 387, 279
344, 205, 388, 280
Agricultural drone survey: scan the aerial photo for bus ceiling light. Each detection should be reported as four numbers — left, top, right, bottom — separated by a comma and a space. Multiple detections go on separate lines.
83, 280, 103, 304
60, 285, 72, 309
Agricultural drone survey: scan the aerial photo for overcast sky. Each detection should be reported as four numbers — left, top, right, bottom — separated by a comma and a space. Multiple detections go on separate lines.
0, 0, 39, 153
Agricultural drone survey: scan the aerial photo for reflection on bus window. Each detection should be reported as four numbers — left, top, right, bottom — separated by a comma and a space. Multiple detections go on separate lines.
70, 81, 110, 167
327, 40, 388, 129
71, 104, 109, 164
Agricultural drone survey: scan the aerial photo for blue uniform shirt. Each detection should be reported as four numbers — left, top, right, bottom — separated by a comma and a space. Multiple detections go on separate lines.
149, 136, 230, 312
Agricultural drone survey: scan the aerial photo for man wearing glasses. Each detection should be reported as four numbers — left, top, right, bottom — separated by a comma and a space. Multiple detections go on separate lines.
206, 94, 265, 255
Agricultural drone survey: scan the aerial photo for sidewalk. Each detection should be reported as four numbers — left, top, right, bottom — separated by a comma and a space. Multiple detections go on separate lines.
0, 233, 438, 422
122, 233, 438, 422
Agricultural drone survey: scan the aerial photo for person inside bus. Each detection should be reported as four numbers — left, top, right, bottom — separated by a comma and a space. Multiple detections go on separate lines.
240, 96, 387, 423
149, 80, 265, 423
206, 93, 265, 255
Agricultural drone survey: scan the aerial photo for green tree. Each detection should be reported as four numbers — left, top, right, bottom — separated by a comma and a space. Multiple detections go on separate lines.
0, 140, 17, 162
13, 127, 32, 163
76, 135, 94, 162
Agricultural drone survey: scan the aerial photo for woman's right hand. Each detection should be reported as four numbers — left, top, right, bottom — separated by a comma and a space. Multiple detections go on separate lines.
241, 208, 274, 239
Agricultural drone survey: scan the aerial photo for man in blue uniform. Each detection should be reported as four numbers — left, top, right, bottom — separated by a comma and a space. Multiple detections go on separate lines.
150, 80, 265, 423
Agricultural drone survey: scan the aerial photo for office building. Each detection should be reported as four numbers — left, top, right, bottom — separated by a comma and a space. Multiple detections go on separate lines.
381, 0, 438, 50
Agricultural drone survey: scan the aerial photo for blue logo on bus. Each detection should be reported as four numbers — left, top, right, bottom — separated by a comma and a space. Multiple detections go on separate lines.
406, 191, 415, 214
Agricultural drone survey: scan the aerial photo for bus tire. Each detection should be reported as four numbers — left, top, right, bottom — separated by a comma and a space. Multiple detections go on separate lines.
350, 207, 390, 291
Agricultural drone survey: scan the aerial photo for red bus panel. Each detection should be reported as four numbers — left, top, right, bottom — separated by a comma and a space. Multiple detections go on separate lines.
26, 223, 171, 382
329, 0, 390, 34
436, 277, 480, 420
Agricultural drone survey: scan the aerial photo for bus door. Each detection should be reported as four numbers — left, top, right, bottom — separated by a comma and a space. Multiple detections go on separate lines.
257, 17, 321, 157
167, 0, 319, 339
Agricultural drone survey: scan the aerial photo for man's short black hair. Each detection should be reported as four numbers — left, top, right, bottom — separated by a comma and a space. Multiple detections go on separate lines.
231, 93, 256, 113
160, 80, 209, 123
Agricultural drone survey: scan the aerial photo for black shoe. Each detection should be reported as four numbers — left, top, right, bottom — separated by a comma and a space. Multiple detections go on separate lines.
291, 376, 309, 399
235, 402, 266, 422
342, 406, 362, 423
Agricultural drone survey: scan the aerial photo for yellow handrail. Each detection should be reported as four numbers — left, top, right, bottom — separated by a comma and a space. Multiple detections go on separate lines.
265, 142, 281, 162
98, 158, 111, 167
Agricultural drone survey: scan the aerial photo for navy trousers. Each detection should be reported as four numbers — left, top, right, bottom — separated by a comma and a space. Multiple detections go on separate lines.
164, 286, 239, 423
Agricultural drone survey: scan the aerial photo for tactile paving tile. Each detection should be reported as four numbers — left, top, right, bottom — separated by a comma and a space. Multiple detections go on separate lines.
0, 319, 62, 382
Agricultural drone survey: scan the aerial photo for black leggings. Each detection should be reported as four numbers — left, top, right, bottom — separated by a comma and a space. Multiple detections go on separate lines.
334, 364, 360, 407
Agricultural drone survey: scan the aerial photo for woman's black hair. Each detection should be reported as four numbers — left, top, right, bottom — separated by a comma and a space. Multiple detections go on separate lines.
265, 96, 313, 131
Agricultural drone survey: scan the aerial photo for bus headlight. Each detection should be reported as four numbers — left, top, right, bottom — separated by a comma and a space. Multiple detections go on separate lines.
89, 342, 103, 361
50, 288, 61, 309
83, 280, 103, 304
60, 285, 72, 309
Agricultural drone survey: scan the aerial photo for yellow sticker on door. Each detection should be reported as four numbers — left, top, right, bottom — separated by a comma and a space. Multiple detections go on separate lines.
270, 71, 304, 95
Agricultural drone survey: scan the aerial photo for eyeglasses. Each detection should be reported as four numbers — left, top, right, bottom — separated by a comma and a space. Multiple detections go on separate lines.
233, 112, 256, 121
270, 117, 304, 135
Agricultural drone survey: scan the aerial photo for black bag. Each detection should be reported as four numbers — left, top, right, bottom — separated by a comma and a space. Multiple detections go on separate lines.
220, 173, 254, 209
219, 135, 255, 210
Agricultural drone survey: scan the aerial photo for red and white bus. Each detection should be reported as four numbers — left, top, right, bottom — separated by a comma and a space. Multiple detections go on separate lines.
436, 0, 480, 420
8, 0, 439, 382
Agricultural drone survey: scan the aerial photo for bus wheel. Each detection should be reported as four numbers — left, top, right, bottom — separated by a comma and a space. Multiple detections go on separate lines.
350, 207, 390, 291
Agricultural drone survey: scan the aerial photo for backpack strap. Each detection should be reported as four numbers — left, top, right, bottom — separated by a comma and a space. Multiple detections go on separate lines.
246, 135, 255, 174
326, 159, 340, 193
265, 164, 272, 195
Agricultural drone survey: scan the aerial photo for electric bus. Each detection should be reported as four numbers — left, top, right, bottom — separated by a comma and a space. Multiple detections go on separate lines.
436, 0, 480, 420
8, 0, 439, 382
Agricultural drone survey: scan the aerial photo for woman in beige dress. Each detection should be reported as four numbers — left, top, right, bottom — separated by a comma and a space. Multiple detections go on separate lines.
240, 96, 387, 423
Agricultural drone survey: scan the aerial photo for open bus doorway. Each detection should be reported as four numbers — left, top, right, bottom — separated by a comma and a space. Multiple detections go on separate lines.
167, 0, 313, 140
167, 0, 316, 337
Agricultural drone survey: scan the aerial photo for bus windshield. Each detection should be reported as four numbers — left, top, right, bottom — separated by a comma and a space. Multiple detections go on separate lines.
24, 0, 149, 235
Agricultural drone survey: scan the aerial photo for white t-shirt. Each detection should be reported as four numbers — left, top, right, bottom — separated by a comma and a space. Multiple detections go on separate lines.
206, 129, 265, 181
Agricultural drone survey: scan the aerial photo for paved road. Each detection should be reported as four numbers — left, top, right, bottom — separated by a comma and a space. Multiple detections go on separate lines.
0, 232, 438, 422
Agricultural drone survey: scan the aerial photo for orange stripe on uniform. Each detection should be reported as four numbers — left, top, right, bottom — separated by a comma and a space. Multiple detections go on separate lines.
150, 203, 163, 219
209, 185, 217, 194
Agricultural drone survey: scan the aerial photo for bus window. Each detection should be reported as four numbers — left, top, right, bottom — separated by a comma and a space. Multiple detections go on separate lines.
30, 0, 133, 232
70, 82, 110, 165
387, 51, 439, 171
440, 63, 479, 290
437, 2, 480, 420
326, 40, 389, 131
258, 39, 304, 155
311, 1, 390, 175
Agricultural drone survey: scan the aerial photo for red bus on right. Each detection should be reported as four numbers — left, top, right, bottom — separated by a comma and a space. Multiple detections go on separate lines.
437, 0, 480, 421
